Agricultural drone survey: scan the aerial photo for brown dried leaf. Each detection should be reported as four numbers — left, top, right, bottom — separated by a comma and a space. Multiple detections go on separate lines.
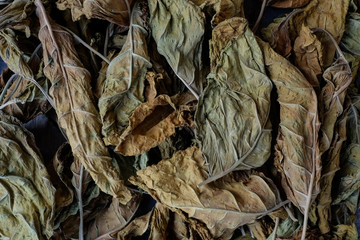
0, 111, 55, 239
294, 25, 323, 89
268, 0, 310, 8
196, 18, 273, 184
130, 146, 289, 240
116, 210, 153, 240
56, 0, 134, 26
85, 193, 141, 240
98, 1, 152, 146
94, 50, 116, 99
115, 93, 195, 156
149, 203, 196, 240
0, 0, 33, 36
257, 39, 320, 240
35, 0, 131, 203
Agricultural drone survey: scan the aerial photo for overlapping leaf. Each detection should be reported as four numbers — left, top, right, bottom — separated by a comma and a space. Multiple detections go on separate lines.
257, 39, 320, 240
196, 18, 272, 184
98, 1, 152, 146
130, 146, 288, 240
35, 0, 132, 203
0, 110, 55, 239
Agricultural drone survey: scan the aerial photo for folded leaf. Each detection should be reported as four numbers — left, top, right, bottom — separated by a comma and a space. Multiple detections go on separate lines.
0, 111, 55, 239
331, 224, 358, 240
0, 0, 33, 36
149, 0, 205, 97
35, 0, 132, 203
98, 1, 152, 146
293, 24, 323, 89
116, 210, 153, 240
341, 13, 360, 55
56, 0, 134, 26
130, 146, 289, 240
196, 18, 272, 184
257, 39, 320, 240
85, 193, 141, 240
115, 93, 195, 156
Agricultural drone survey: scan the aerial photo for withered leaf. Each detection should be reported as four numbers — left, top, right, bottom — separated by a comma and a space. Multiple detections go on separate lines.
0, 0, 33, 36
116, 210, 153, 240
94, 50, 116, 99
257, 39, 320, 240
35, 0, 132, 203
196, 18, 272, 184
289, 0, 350, 66
98, 1, 152, 146
0, 111, 55, 239
56, 0, 134, 26
294, 24, 323, 89
130, 146, 289, 240
341, 13, 360, 56
85, 193, 141, 240
149, 0, 205, 97
331, 224, 358, 240
149, 203, 196, 240
115, 93, 195, 156
268, 0, 310, 8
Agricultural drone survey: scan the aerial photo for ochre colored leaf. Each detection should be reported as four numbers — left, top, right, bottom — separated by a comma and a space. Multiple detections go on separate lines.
0, 0, 33, 36
196, 18, 272, 184
56, 0, 134, 26
130, 146, 288, 240
98, 1, 152, 146
35, 0, 132, 204
0, 111, 55, 239
257, 39, 320, 240
115, 93, 195, 156
268, 0, 310, 8
115, 210, 153, 240
149, 0, 205, 97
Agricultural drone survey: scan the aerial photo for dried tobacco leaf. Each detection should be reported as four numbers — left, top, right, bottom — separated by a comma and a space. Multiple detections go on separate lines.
268, 0, 310, 8
196, 18, 272, 184
35, 0, 132, 203
0, 0, 34, 36
257, 39, 320, 240
56, 0, 134, 26
331, 224, 358, 240
293, 25, 323, 89
85, 193, 141, 240
116, 210, 153, 240
289, 0, 350, 66
98, 1, 152, 146
149, 203, 196, 240
149, 0, 205, 97
94, 50, 116, 99
0, 111, 55, 239
341, 13, 360, 56
266, 210, 303, 240
115, 93, 195, 156
130, 146, 289, 240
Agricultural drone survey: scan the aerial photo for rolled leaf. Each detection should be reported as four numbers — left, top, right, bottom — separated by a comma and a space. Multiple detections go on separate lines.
196, 18, 272, 184
35, 0, 132, 203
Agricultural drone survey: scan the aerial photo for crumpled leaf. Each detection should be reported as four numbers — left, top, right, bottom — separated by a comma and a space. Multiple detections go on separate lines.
85, 193, 141, 240
35, 0, 131, 203
332, 96, 360, 206
257, 39, 320, 239
0, 0, 33, 36
196, 18, 273, 184
149, 203, 196, 240
341, 13, 360, 56
294, 24, 323, 89
115, 93, 195, 156
289, 0, 350, 66
98, 1, 152, 146
331, 224, 358, 240
268, 0, 310, 8
56, 0, 134, 26
266, 210, 303, 240
130, 146, 289, 240
149, 0, 205, 97
116, 210, 153, 240
0, 110, 55, 239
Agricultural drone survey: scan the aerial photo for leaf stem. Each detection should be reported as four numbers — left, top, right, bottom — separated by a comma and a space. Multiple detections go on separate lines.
272, 217, 280, 240
252, 0, 268, 33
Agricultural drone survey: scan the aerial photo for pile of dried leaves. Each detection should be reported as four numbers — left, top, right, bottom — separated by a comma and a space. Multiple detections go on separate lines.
0, 0, 359, 239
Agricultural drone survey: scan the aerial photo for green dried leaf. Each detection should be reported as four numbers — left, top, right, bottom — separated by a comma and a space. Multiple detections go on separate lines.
98, 1, 152, 146
149, 0, 205, 97
35, 0, 132, 203
196, 18, 272, 184
0, 111, 55, 239
130, 146, 289, 240
341, 13, 360, 56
